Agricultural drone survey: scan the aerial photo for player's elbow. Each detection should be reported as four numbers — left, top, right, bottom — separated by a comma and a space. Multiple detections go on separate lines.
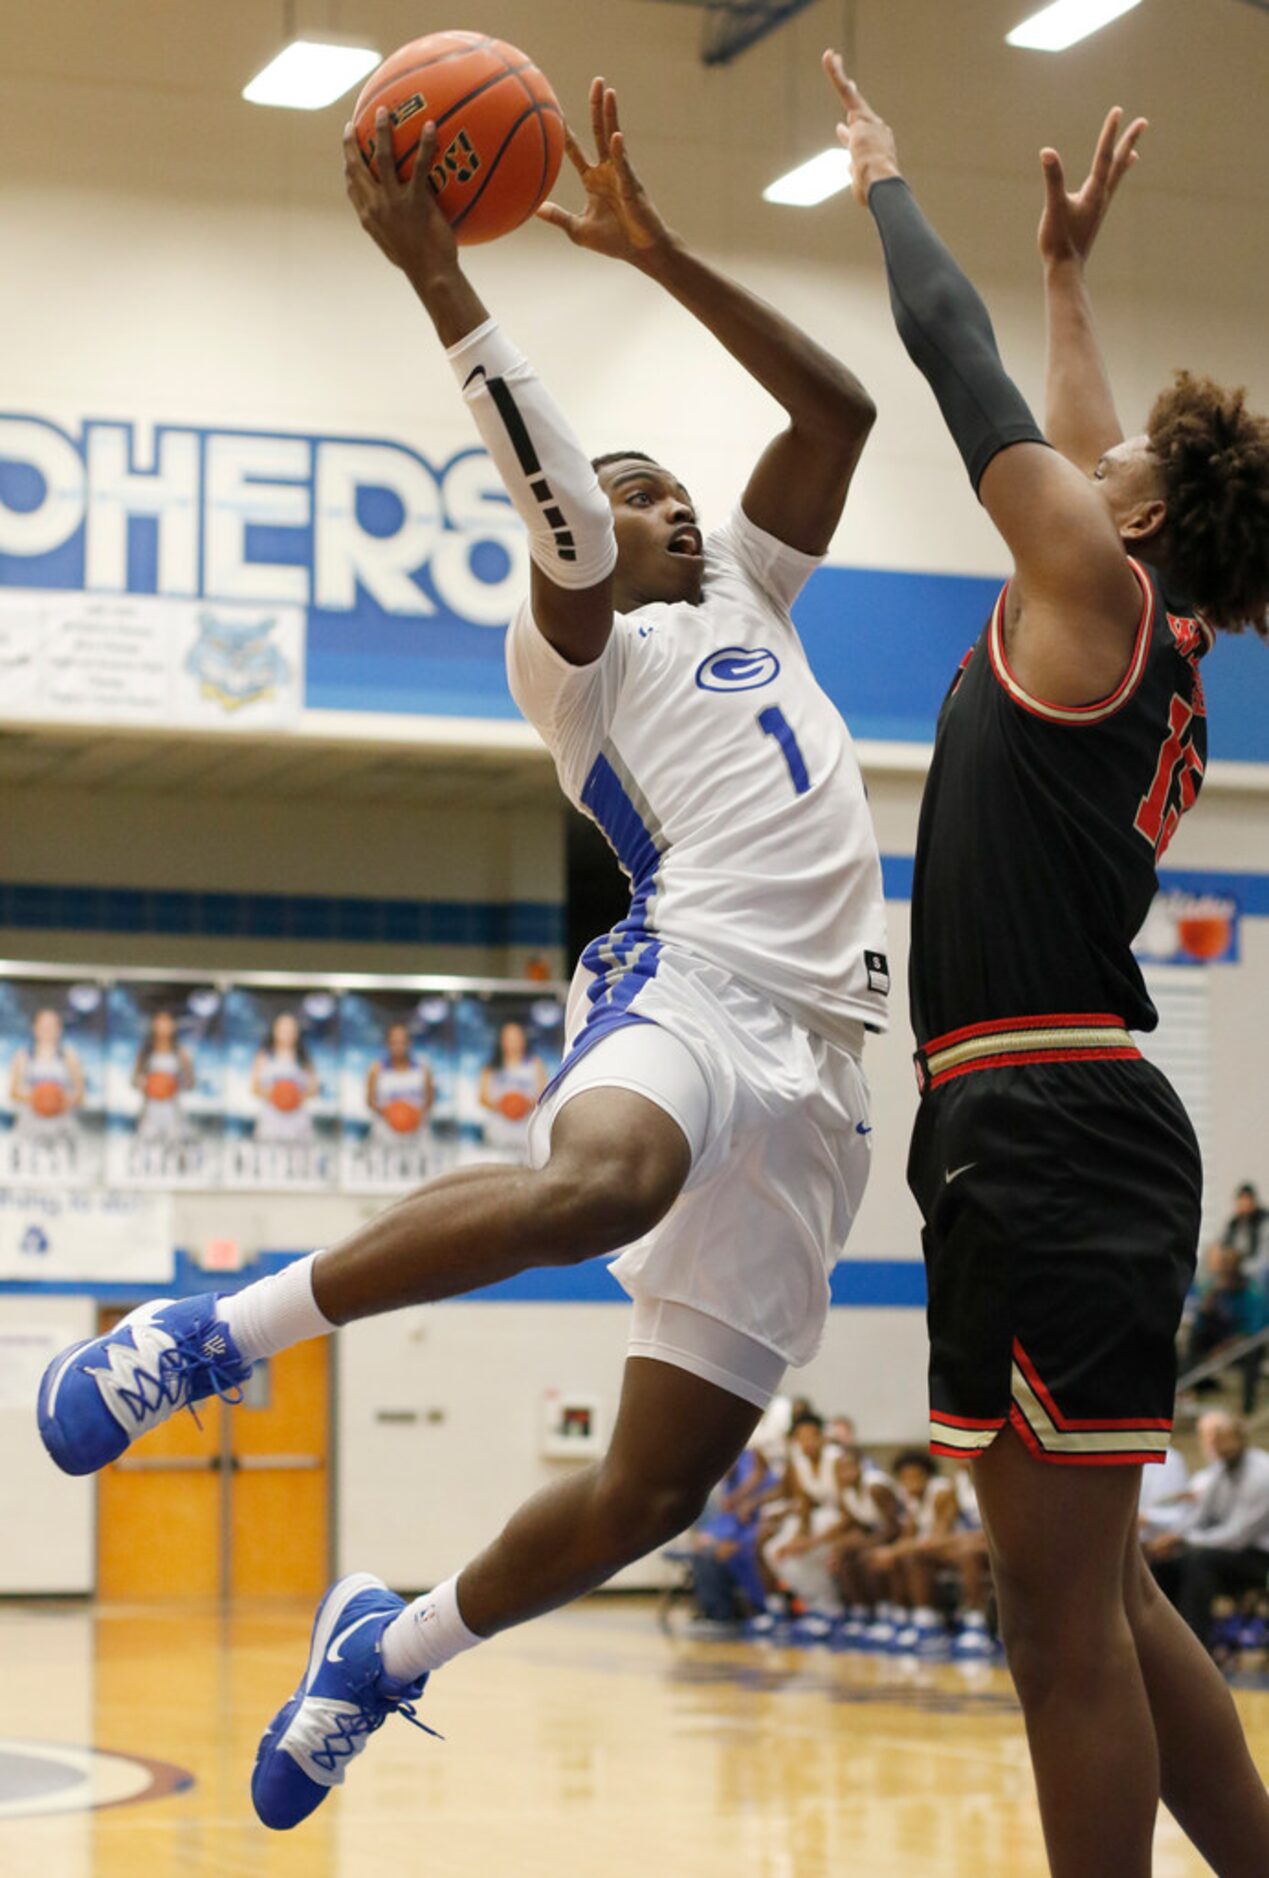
806, 378, 877, 445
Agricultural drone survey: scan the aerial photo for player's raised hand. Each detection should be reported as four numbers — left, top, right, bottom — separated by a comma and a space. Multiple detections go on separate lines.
537, 77, 676, 270
822, 53, 902, 206
1038, 107, 1147, 267
343, 111, 459, 282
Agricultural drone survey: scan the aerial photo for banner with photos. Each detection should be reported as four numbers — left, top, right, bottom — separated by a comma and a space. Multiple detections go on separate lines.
222, 987, 342, 1190
454, 992, 565, 1167
106, 980, 225, 1187
339, 990, 458, 1193
0, 978, 107, 1189
0, 971, 565, 1202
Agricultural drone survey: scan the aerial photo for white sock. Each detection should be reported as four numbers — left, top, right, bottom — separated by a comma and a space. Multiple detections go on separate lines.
217, 1252, 335, 1364
962, 1609, 988, 1630
914, 1605, 940, 1625
380, 1575, 483, 1683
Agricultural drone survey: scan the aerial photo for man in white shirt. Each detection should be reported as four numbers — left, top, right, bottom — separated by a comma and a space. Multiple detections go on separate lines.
1147, 1413, 1269, 1647
41, 81, 885, 1831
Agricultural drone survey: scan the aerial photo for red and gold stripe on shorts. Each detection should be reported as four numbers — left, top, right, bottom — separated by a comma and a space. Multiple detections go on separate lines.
930, 1342, 1172, 1468
917, 1012, 1140, 1093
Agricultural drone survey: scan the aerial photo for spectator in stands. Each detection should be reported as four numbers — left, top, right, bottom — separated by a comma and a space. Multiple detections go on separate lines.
1146, 1412, 1269, 1649
1185, 1243, 1266, 1411
826, 1414, 894, 1496
1138, 1442, 1192, 1543
864, 1450, 958, 1654
832, 1445, 900, 1639
913, 1464, 997, 1660
1224, 1182, 1269, 1280
750, 1393, 794, 1471
688, 1445, 776, 1625
763, 1411, 849, 1630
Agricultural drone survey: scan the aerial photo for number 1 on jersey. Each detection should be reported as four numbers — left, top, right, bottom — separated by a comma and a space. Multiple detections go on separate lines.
758, 705, 811, 796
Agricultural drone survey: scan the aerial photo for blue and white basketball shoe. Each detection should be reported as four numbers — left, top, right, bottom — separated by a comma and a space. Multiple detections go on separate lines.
37, 1295, 252, 1476
252, 1573, 433, 1831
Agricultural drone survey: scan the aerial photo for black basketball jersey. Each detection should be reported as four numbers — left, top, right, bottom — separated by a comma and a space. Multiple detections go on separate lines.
910, 558, 1211, 1048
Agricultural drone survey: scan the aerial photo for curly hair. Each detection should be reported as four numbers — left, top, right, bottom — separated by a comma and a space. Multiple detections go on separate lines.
1147, 372, 1269, 638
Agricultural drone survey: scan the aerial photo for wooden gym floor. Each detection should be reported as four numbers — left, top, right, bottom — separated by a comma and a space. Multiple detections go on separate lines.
3, 1597, 1268, 1877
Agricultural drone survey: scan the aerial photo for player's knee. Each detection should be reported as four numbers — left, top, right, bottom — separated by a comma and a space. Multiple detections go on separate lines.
593, 1461, 710, 1553
537, 1139, 683, 1261
996, 1575, 1130, 1707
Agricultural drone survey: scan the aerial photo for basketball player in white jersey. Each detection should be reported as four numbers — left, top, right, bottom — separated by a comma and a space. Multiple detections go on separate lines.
10, 1007, 85, 1145
134, 1009, 195, 1144
250, 1012, 318, 1145
477, 1020, 548, 1156
764, 1411, 851, 1624
366, 1022, 434, 1146
39, 81, 886, 1829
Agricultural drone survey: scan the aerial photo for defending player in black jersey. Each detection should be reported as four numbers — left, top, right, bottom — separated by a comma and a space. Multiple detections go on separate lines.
825, 58, 1269, 1878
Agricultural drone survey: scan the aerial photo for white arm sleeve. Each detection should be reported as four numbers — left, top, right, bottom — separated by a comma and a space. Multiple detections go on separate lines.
447, 318, 617, 591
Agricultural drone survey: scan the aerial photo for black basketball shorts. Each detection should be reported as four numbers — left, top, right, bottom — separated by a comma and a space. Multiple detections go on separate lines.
908, 1029, 1201, 1468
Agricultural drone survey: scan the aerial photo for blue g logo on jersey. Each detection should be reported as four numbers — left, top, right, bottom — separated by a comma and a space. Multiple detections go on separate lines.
695, 646, 781, 692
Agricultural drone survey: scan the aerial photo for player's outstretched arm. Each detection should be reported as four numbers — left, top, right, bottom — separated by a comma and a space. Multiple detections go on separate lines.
1039, 109, 1146, 472
823, 56, 1142, 709
539, 78, 876, 556
344, 113, 616, 665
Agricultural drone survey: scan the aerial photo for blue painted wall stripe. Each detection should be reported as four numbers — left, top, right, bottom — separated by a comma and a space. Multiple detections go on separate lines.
0, 881, 563, 948
0, 1250, 930, 1308
1, 854, 1267, 952
1, 859, 1266, 944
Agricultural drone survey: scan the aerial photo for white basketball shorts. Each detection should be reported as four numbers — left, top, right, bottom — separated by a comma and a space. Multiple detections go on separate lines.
527, 945, 872, 1407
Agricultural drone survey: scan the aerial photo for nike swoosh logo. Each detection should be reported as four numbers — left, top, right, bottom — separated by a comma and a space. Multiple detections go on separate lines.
855, 1122, 873, 1136
327, 1609, 384, 1665
463, 364, 488, 390
944, 1162, 976, 1185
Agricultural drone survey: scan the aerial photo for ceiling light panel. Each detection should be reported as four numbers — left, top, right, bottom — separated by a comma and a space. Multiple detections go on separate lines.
243, 39, 381, 111
763, 149, 854, 208
1006, 0, 1145, 51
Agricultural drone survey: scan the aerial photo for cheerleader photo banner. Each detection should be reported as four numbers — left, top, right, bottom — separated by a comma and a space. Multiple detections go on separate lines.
0, 978, 107, 1190
454, 991, 565, 1167
0, 967, 567, 1203
338, 989, 458, 1195
222, 986, 341, 1191
105, 980, 225, 1188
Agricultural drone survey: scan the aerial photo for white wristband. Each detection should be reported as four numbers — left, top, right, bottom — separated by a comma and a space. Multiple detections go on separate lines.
446, 319, 617, 591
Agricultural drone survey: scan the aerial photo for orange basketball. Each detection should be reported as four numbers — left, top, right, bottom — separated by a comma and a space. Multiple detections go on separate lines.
353, 31, 565, 246
31, 1081, 65, 1118
499, 1088, 534, 1123
384, 1098, 423, 1135
145, 1071, 179, 1101
1177, 914, 1232, 961
271, 1079, 303, 1112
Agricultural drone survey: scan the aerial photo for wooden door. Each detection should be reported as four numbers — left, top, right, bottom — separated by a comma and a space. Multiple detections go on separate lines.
96, 1306, 330, 1601
96, 1307, 224, 1601
231, 1335, 330, 1598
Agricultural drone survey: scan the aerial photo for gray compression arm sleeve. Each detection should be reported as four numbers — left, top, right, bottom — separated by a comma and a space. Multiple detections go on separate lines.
868, 177, 1047, 493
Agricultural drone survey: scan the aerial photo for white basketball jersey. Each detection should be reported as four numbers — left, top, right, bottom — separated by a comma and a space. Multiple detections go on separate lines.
377, 1061, 427, 1107
506, 506, 889, 1050
792, 1440, 845, 1509
24, 1048, 72, 1093
144, 1049, 181, 1085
